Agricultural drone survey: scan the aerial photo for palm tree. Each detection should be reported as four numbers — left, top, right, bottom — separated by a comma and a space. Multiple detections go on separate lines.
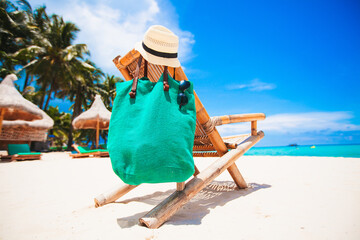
97, 74, 123, 111
0, 0, 34, 78
93, 74, 123, 146
14, 10, 91, 110
3, 2, 111, 149
21, 84, 44, 106
55, 60, 103, 149
19, 6, 48, 91
46, 106, 71, 149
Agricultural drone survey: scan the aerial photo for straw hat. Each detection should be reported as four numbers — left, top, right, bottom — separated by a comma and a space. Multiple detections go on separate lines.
135, 25, 180, 68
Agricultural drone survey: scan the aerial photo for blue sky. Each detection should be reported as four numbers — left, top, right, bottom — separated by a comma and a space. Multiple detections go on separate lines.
27, 0, 360, 146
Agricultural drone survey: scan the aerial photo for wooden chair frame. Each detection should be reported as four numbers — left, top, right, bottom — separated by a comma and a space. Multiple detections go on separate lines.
1, 153, 42, 161
94, 49, 265, 228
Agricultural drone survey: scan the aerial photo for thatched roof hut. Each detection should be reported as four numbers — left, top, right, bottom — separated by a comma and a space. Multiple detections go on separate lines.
0, 74, 43, 121
0, 74, 54, 148
72, 95, 111, 147
72, 95, 111, 130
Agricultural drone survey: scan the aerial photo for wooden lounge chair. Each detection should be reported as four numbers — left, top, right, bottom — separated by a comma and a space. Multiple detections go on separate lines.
70, 144, 109, 158
94, 49, 265, 228
99, 143, 107, 150
1, 143, 41, 161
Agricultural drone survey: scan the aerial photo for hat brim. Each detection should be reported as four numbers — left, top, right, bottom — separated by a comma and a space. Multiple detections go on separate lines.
135, 42, 181, 68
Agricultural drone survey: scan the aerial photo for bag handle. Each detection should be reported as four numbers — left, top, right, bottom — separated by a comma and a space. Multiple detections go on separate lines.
163, 66, 177, 90
129, 57, 174, 98
129, 56, 143, 98
163, 66, 170, 91
163, 67, 177, 90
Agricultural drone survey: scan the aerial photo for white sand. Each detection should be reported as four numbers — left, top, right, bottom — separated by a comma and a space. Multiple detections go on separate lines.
0, 153, 360, 240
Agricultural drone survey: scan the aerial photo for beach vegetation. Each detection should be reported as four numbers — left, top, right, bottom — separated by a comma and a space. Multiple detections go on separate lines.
46, 106, 71, 150
0, 0, 124, 150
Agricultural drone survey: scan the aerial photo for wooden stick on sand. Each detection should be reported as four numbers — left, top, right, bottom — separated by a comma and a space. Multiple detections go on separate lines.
94, 183, 138, 208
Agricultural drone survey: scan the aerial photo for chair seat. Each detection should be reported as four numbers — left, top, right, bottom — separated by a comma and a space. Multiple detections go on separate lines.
82, 149, 108, 153
8, 144, 33, 155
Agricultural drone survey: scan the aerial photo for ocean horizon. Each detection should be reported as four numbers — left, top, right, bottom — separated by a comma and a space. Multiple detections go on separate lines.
245, 143, 360, 158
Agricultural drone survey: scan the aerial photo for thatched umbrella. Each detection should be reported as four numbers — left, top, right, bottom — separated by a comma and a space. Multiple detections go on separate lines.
0, 74, 43, 124
1, 109, 54, 141
0, 74, 54, 148
72, 95, 111, 148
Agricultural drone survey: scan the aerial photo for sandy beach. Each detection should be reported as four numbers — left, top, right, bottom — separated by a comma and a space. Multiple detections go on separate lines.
0, 153, 359, 240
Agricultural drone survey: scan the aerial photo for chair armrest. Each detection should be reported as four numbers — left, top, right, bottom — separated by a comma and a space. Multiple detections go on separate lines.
211, 113, 266, 126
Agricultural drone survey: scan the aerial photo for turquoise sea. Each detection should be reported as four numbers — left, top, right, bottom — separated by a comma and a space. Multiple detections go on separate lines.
244, 144, 360, 158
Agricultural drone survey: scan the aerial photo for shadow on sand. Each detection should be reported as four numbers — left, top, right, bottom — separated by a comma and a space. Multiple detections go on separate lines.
0, 158, 40, 163
116, 181, 271, 228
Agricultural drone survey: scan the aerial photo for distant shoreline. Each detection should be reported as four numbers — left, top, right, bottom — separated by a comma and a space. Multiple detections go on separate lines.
254, 143, 360, 148
245, 144, 360, 158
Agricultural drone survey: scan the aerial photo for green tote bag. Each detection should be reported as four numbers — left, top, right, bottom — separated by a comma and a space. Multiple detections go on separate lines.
108, 57, 197, 185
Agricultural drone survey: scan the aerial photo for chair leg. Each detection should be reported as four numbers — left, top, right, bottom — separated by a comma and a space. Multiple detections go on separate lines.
176, 182, 185, 191
227, 163, 247, 189
94, 183, 138, 207
193, 165, 200, 176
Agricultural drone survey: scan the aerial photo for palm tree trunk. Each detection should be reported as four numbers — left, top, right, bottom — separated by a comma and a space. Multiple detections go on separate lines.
39, 84, 48, 109
44, 85, 53, 111
44, 78, 57, 110
22, 72, 30, 93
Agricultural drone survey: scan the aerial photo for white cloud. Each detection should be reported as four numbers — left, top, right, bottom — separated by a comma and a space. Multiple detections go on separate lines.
217, 111, 360, 136
49, 0, 195, 73
227, 79, 276, 91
